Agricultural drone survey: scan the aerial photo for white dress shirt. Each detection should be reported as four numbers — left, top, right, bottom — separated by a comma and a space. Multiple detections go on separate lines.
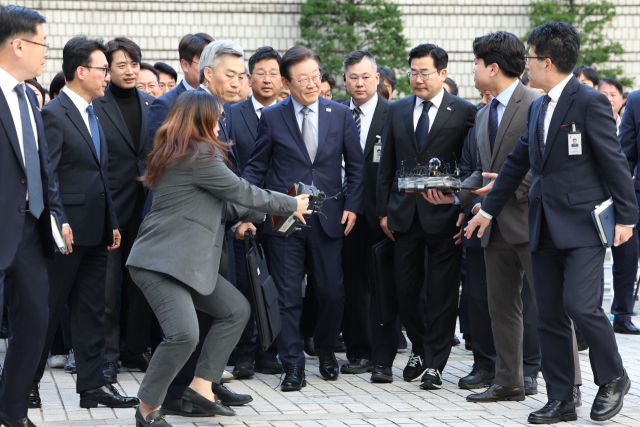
292, 97, 319, 147
62, 86, 93, 135
493, 78, 520, 126
251, 96, 276, 120
414, 88, 445, 133
182, 79, 195, 91
350, 93, 379, 152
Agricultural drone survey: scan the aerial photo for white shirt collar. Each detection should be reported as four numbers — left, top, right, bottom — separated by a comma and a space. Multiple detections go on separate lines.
415, 88, 445, 109
251, 96, 276, 112
0, 66, 22, 97
494, 79, 520, 108
63, 86, 91, 112
291, 96, 319, 116
350, 93, 378, 116
198, 84, 212, 95
547, 74, 573, 103
183, 79, 195, 91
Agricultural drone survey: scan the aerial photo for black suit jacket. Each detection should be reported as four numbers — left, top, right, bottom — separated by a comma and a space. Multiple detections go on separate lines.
93, 86, 155, 228
377, 91, 476, 234
231, 97, 259, 172
42, 91, 119, 246
343, 96, 390, 232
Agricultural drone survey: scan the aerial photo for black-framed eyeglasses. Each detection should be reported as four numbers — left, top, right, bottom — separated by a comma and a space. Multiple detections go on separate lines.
525, 56, 549, 65
12, 39, 50, 54
84, 66, 111, 77
407, 70, 439, 81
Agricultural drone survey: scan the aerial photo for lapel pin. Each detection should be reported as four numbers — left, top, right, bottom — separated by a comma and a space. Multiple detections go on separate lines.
145, 101, 149, 105
326, 108, 331, 112
447, 107, 451, 111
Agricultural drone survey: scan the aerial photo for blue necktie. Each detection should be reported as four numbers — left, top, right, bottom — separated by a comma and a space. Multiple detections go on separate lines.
86, 105, 101, 162
537, 95, 551, 156
415, 100, 433, 152
489, 98, 500, 152
15, 84, 44, 219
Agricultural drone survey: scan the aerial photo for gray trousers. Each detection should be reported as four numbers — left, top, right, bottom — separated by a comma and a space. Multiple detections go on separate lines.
484, 221, 582, 388
129, 267, 250, 407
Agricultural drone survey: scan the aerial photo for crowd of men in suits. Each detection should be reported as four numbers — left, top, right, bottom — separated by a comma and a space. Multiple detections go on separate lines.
1, 3, 640, 426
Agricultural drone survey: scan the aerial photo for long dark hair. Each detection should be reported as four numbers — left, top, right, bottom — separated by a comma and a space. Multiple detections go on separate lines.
142, 90, 229, 187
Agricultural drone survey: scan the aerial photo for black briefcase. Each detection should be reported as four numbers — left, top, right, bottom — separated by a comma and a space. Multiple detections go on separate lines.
370, 237, 398, 325
244, 231, 282, 351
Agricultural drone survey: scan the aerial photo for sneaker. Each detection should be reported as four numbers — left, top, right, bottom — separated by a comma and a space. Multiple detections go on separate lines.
65, 350, 76, 374
48, 354, 67, 369
420, 368, 442, 390
403, 352, 426, 382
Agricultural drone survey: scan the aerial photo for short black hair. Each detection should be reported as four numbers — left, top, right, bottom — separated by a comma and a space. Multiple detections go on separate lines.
248, 46, 281, 74
342, 50, 377, 74
527, 22, 580, 74
62, 36, 106, 82
377, 66, 397, 91
573, 65, 599, 87
444, 77, 458, 96
179, 33, 214, 63
105, 37, 141, 66
49, 71, 66, 98
0, 5, 46, 47
140, 62, 159, 82
408, 44, 448, 71
154, 62, 177, 83
599, 77, 622, 95
321, 71, 335, 89
473, 31, 525, 78
280, 45, 321, 82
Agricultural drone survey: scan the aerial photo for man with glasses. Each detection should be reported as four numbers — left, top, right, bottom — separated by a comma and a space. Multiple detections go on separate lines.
377, 44, 476, 390
243, 45, 365, 391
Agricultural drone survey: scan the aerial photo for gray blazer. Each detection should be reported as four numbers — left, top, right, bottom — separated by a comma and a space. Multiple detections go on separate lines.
127, 143, 298, 295
458, 81, 541, 246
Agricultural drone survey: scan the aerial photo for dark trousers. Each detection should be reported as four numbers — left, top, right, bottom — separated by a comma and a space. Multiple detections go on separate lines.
269, 215, 344, 368
394, 211, 462, 372
300, 275, 318, 339
0, 215, 49, 418
35, 244, 109, 393
610, 227, 638, 323
533, 212, 623, 401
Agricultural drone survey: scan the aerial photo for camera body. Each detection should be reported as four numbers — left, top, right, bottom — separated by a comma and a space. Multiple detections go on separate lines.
296, 182, 326, 214
271, 182, 326, 235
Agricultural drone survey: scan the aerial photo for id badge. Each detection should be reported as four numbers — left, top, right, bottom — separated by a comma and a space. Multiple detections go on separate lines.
373, 135, 382, 163
568, 123, 582, 155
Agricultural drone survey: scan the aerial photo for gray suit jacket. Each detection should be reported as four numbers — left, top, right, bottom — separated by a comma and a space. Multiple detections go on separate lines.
458, 81, 540, 246
127, 143, 298, 295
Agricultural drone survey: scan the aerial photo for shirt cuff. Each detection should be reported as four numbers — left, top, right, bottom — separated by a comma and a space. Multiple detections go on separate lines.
479, 209, 493, 220
230, 221, 242, 233
472, 203, 482, 215
452, 193, 460, 206
62, 223, 70, 228
620, 224, 636, 228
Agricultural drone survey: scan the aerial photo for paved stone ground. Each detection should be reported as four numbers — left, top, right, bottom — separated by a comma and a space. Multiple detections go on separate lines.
4, 324, 640, 427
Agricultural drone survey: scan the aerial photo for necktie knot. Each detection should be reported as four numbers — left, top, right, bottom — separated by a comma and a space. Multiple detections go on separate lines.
87, 105, 95, 117
542, 94, 551, 106
15, 83, 25, 97
422, 100, 433, 115
352, 106, 362, 117
490, 98, 500, 111
301, 106, 310, 117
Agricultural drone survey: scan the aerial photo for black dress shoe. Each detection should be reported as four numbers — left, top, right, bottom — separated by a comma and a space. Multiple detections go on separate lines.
28, 381, 41, 409
255, 356, 284, 375
398, 333, 408, 350
232, 353, 255, 379
575, 329, 589, 351
316, 348, 339, 380
340, 358, 374, 374
121, 349, 151, 372
79, 383, 140, 408
613, 321, 640, 335
452, 334, 461, 346
334, 335, 347, 353
304, 336, 317, 357
161, 399, 211, 417
0, 409, 35, 427
135, 408, 172, 427
103, 362, 119, 384
182, 387, 236, 416
527, 400, 577, 424
590, 368, 631, 421
213, 384, 253, 406
281, 365, 306, 391
524, 376, 538, 395
458, 369, 494, 389
573, 386, 581, 408
467, 384, 525, 402
371, 365, 393, 383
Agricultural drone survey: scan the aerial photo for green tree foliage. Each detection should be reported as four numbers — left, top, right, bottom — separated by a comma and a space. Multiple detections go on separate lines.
299, 0, 411, 97
524, 0, 632, 88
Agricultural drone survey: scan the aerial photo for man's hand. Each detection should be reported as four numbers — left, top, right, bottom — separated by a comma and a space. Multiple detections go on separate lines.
108, 229, 121, 251
422, 189, 456, 205
62, 225, 73, 254
380, 216, 394, 241
614, 225, 634, 247
453, 212, 465, 245
465, 213, 491, 239
235, 222, 257, 239
342, 211, 357, 236
472, 173, 498, 197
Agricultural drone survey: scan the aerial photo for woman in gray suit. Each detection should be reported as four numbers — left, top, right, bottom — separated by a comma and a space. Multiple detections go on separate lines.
126, 90, 310, 427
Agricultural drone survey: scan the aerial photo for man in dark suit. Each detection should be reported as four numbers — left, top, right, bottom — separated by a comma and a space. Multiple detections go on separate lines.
336, 50, 391, 378
466, 22, 636, 423
377, 44, 476, 390
243, 45, 366, 390
33, 36, 138, 409
94, 37, 157, 384
0, 7, 70, 426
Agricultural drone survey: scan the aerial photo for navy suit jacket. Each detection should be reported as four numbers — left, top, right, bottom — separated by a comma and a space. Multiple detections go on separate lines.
0, 85, 63, 269
231, 97, 259, 172
482, 76, 637, 251
460, 127, 482, 249
620, 89, 640, 194
42, 91, 119, 246
242, 96, 366, 239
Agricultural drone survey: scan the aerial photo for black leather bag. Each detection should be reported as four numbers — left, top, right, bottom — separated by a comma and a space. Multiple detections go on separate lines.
370, 237, 398, 325
244, 230, 282, 351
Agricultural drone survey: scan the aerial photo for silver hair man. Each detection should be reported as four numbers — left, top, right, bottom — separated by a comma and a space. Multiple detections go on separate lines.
199, 40, 245, 83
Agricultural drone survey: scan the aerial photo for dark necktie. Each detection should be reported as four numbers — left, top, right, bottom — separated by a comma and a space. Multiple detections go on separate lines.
221, 109, 227, 129
86, 105, 101, 162
15, 84, 44, 219
489, 98, 500, 152
537, 95, 551, 156
415, 100, 433, 152
352, 106, 362, 141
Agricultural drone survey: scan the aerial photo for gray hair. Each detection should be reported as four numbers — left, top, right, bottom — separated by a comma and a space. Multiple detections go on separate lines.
342, 50, 377, 75
199, 40, 244, 83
